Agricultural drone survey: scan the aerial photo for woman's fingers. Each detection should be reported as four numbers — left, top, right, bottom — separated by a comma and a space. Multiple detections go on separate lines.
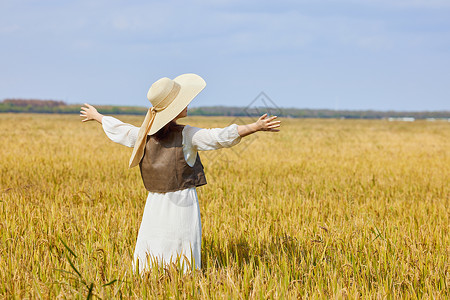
259, 114, 278, 127
79, 110, 91, 122
259, 113, 268, 120
80, 104, 97, 122
262, 115, 277, 123
82, 103, 94, 111
267, 120, 281, 126
260, 117, 281, 131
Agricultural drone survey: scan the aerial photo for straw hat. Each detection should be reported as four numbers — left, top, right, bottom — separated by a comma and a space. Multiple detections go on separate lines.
129, 73, 206, 168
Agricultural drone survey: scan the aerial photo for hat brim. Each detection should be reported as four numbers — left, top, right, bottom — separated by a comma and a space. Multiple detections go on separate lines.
147, 73, 206, 135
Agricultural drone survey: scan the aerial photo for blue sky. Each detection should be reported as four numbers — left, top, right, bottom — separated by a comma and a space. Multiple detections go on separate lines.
1, 0, 449, 110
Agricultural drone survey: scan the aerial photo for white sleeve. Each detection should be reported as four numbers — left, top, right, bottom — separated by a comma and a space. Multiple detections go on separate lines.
101, 116, 140, 148
184, 124, 242, 152
182, 124, 242, 167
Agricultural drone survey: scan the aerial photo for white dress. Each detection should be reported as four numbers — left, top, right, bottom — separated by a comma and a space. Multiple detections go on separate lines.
101, 116, 242, 273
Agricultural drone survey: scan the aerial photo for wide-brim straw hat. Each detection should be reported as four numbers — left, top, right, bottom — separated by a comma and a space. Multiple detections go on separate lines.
147, 73, 206, 135
128, 73, 206, 168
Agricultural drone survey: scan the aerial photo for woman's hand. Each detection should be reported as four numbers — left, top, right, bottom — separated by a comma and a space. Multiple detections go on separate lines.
80, 103, 103, 124
237, 113, 281, 137
255, 113, 281, 132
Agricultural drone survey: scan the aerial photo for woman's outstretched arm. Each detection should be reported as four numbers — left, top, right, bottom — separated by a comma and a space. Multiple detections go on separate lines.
80, 103, 139, 148
237, 113, 280, 137
80, 103, 104, 123
185, 113, 281, 153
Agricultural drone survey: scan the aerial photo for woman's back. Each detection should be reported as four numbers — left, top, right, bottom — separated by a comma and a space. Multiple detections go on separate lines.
139, 125, 207, 193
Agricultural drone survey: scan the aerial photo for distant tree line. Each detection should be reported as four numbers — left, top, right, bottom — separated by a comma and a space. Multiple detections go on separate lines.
1, 99, 449, 119
3, 99, 66, 107
0, 99, 147, 115
188, 106, 450, 119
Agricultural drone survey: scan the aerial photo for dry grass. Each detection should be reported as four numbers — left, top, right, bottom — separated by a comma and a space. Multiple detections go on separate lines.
0, 113, 449, 299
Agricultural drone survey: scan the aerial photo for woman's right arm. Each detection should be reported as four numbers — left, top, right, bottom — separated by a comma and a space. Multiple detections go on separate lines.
80, 103, 139, 148
237, 113, 280, 137
185, 114, 280, 152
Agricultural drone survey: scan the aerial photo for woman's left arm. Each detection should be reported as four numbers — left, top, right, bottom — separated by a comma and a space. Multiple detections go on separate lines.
80, 103, 139, 148
80, 103, 104, 123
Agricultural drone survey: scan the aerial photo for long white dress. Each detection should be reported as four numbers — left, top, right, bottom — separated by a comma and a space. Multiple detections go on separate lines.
101, 116, 242, 273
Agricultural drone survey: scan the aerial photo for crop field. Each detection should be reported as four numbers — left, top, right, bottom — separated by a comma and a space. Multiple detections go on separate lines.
0, 113, 449, 298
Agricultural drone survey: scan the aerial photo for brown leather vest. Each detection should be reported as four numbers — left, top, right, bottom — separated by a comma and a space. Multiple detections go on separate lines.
139, 125, 207, 193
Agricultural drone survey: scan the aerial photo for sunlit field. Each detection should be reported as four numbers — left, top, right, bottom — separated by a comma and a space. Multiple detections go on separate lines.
1, 113, 449, 298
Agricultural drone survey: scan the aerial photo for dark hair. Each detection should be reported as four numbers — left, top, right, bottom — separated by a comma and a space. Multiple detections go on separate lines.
152, 120, 183, 141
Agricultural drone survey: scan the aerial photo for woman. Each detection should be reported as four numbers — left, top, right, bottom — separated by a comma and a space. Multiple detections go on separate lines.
80, 73, 280, 274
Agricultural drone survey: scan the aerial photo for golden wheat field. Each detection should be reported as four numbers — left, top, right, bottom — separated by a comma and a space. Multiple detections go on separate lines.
0, 113, 449, 299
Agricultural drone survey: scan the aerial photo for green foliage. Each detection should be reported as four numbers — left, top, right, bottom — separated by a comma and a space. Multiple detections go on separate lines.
0, 101, 148, 115
1, 99, 449, 119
